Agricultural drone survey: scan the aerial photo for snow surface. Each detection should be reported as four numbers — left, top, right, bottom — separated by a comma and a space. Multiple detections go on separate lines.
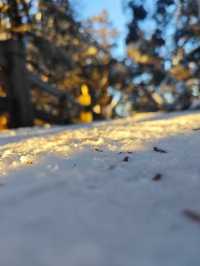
0, 111, 200, 266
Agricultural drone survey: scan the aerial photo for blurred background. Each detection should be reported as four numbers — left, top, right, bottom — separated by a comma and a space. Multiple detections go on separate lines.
0, 0, 200, 129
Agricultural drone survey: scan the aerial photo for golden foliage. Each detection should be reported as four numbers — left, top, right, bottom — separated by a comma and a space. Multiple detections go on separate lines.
41, 74, 48, 82
0, 24, 31, 41
0, 86, 6, 97
35, 12, 42, 21
93, 105, 101, 114
152, 92, 164, 106
170, 65, 191, 80
127, 45, 160, 66
85, 46, 98, 56
0, 114, 8, 129
172, 49, 184, 66
77, 84, 92, 106
12, 24, 31, 33
100, 75, 108, 87
80, 111, 93, 123
0, 31, 11, 41
0, 3, 9, 13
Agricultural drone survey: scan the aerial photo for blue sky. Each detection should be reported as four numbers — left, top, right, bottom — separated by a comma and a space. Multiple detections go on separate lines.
76, 0, 129, 58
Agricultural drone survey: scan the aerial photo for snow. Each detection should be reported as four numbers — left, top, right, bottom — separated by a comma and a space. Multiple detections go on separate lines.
0, 111, 200, 265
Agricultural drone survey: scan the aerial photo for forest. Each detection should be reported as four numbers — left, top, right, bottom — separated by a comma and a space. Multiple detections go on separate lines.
0, 0, 200, 128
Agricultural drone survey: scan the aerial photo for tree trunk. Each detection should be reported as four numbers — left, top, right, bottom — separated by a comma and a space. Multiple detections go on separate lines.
5, 39, 33, 128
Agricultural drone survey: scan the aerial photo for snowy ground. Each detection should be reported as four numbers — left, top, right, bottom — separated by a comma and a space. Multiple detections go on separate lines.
0, 111, 200, 266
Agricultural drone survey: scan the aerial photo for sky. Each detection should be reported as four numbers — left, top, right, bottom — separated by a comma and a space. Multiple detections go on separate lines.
75, 0, 129, 58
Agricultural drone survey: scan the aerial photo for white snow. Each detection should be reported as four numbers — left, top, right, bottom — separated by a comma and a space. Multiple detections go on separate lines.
0, 111, 200, 266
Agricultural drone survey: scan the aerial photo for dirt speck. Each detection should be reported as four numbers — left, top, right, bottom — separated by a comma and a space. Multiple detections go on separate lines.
152, 173, 162, 181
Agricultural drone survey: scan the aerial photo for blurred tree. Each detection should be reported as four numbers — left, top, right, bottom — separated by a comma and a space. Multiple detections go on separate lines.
83, 9, 118, 50
126, 0, 200, 111
0, 0, 133, 127
29, 2, 132, 122
0, 0, 34, 127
